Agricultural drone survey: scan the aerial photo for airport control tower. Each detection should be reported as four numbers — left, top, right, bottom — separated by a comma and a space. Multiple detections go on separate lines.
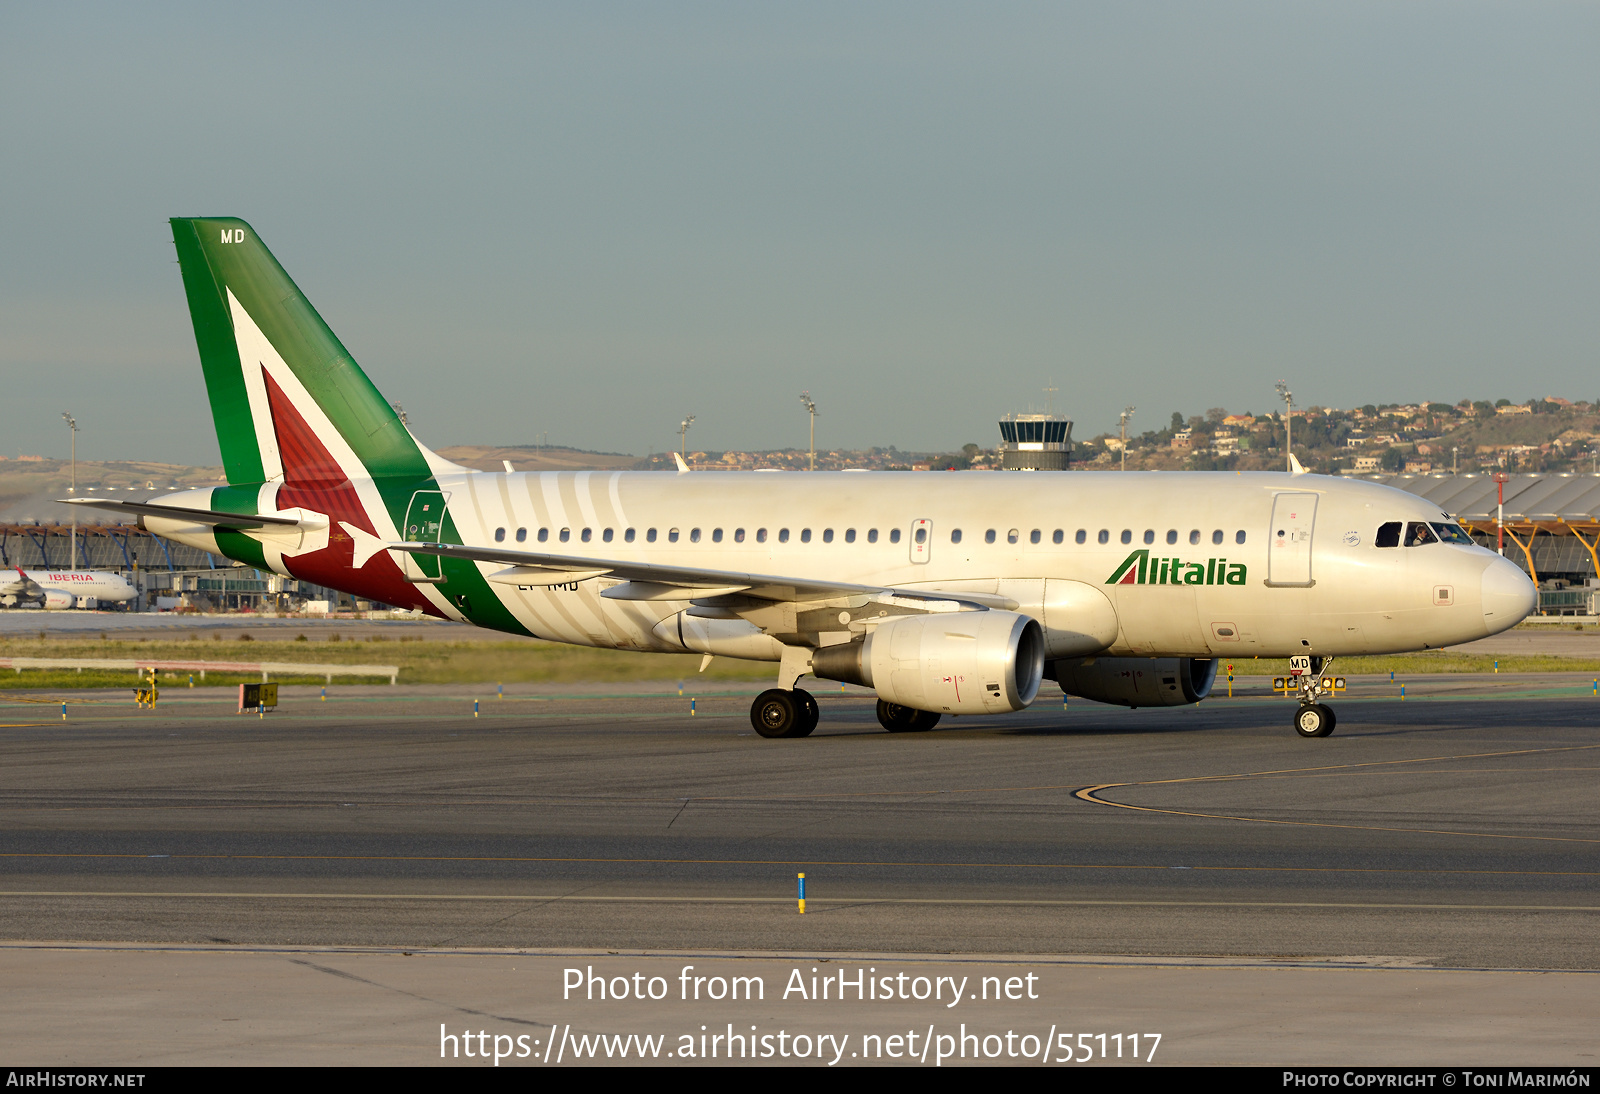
998, 412, 1073, 470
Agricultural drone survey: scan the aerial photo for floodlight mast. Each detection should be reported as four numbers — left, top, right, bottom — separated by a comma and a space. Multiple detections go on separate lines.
1275, 381, 1293, 472
1118, 407, 1135, 472
62, 412, 78, 571
799, 392, 818, 471
678, 415, 695, 461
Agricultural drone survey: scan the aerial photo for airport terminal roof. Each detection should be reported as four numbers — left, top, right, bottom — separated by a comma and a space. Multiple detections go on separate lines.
1352, 472, 1600, 525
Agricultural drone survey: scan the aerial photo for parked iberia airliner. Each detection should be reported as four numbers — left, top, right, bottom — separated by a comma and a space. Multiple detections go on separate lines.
63, 219, 1536, 739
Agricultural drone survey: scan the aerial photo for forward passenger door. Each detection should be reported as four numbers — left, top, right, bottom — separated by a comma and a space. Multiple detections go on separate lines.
1267, 492, 1318, 587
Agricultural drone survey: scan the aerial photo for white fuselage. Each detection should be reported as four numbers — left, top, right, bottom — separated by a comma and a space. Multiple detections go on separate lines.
0, 568, 137, 607
148, 470, 1534, 659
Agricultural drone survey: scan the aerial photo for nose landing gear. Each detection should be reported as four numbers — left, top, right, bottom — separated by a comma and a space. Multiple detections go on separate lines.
1294, 703, 1336, 738
1288, 655, 1337, 738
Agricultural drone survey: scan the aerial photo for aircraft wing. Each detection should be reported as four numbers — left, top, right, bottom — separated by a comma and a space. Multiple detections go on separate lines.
8, 567, 43, 596
388, 540, 999, 613
56, 497, 304, 529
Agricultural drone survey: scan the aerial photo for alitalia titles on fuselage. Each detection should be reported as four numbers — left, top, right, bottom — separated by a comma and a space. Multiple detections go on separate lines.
1106, 549, 1246, 587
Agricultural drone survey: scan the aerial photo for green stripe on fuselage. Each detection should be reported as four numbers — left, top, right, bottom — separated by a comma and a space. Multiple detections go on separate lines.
436, 507, 531, 636
206, 483, 269, 570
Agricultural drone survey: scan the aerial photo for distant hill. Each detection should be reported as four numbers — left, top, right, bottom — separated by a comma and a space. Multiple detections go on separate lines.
0, 460, 224, 522
437, 445, 639, 472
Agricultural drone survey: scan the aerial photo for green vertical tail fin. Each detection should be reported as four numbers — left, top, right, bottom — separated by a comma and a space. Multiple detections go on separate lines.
170, 217, 438, 486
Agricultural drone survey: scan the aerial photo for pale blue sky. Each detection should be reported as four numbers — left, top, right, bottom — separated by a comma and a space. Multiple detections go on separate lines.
3, 3, 1597, 464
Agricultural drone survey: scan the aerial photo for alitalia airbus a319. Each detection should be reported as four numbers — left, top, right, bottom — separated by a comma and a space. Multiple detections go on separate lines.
63, 218, 1536, 740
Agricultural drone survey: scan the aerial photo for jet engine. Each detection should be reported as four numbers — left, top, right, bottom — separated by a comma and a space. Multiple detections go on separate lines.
1054, 656, 1218, 708
42, 590, 76, 611
811, 610, 1045, 715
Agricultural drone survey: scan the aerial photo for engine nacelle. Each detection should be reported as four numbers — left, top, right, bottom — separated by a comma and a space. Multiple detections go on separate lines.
812, 610, 1045, 715
1054, 656, 1218, 708
42, 590, 76, 611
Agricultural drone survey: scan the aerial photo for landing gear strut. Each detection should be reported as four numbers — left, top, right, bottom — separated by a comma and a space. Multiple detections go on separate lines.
875, 699, 941, 733
1289, 656, 1337, 738
751, 688, 818, 738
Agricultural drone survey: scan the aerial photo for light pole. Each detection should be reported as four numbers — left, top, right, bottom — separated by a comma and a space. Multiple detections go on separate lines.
1118, 406, 1135, 472
799, 392, 818, 471
1492, 470, 1510, 556
62, 412, 78, 571
678, 415, 695, 461
1452, 446, 1459, 474
1275, 381, 1293, 472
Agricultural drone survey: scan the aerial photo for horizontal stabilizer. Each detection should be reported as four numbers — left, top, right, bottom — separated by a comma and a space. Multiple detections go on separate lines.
57, 497, 304, 529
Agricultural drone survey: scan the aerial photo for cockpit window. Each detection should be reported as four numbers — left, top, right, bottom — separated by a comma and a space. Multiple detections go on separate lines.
1404, 521, 1437, 547
1430, 522, 1475, 546
1375, 521, 1401, 548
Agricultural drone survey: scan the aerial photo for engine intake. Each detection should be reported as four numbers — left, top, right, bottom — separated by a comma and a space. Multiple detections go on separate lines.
1053, 656, 1218, 708
812, 610, 1045, 714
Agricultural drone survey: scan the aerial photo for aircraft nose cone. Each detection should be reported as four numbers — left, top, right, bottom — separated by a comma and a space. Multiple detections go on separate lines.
1481, 556, 1537, 633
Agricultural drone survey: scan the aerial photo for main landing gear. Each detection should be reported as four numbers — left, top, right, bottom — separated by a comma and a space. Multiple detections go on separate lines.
1289, 655, 1337, 738
875, 700, 941, 733
751, 688, 818, 739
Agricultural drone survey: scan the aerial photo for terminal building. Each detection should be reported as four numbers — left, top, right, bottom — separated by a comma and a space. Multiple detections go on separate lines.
0, 520, 363, 613
998, 413, 1073, 471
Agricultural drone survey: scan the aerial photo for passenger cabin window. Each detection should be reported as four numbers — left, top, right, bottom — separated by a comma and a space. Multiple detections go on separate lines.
1143, 530, 1155, 545
625, 528, 636, 543
1097, 530, 1109, 544
1052, 529, 1063, 544
1074, 529, 1085, 544
1405, 522, 1437, 547
711, 528, 723, 543
1165, 530, 1177, 545
1188, 529, 1200, 546
890, 529, 902, 544
1121, 530, 1133, 545
560, 528, 571, 543
494, 527, 506, 542
690, 528, 702, 543
1375, 522, 1401, 548
603, 528, 614, 542
756, 528, 767, 543
914, 527, 926, 545
581, 528, 592, 542
844, 529, 855, 543
1030, 529, 1041, 544
516, 528, 527, 543
951, 529, 963, 544
1235, 530, 1247, 544
801, 529, 812, 543
646, 528, 657, 543
822, 529, 833, 543
984, 530, 996, 544
1007, 529, 1020, 544
668, 528, 680, 543
538, 528, 549, 543
867, 529, 878, 543
1211, 529, 1223, 545
735, 528, 745, 543
779, 528, 790, 543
